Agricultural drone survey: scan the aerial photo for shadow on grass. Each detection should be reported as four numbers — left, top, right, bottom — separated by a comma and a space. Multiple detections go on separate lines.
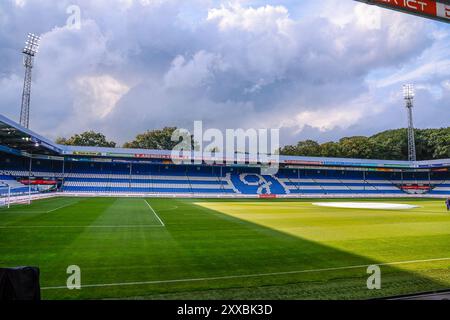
156, 199, 450, 300
0, 197, 119, 293
4, 197, 447, 300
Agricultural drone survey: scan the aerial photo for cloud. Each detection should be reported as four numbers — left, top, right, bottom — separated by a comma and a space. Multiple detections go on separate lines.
0, 0, 447, 146
207, 3, 291, 32
72, 75, 130, 119
164, 51, 227, 88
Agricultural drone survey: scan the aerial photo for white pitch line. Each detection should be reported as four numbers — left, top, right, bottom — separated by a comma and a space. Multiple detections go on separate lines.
0, 211, 49, 214
46, 202, 77, 213
41, 256, 450, 290
157, 205, 179, 212
144, 200, 165, 227
0, 225, 165, 229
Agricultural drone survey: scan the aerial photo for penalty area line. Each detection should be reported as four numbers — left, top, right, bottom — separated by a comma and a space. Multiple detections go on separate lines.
46, 201, 78, 213
41, 256, 450, 290
144, 200, 165, 227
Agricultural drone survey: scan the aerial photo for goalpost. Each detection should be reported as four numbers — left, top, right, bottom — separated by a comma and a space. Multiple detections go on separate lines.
0, 186, 11, 209
0, 185, 34, 209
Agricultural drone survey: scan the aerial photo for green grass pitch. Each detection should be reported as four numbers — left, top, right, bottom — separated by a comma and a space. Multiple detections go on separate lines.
0, 197, 449, 300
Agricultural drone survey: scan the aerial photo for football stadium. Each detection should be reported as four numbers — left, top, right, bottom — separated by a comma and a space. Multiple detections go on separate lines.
1, 113, 450, 300
1, 0, 450, 304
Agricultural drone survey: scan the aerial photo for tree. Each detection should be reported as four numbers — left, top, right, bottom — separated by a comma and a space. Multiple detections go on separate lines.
296, 140, 321, 157
338, 136, 375, 159
56, 131, 116, 147
279, 127, 450, 161
370, 129, 407, 160
123, 127, 199, 150
320, 141, 340, 158
279, 145, 299, 156
418, 127, 450, 159
433, 138, 450, 159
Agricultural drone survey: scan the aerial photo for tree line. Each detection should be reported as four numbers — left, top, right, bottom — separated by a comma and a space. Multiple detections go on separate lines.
280, 128, 450, 160
56, 127, 450, 161
55, 127, 187, 151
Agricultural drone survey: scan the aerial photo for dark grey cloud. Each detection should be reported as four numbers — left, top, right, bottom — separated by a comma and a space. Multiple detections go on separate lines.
0, 0, 448, 146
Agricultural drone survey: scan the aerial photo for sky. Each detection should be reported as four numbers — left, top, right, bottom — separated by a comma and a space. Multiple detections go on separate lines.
0, 0, 449, 146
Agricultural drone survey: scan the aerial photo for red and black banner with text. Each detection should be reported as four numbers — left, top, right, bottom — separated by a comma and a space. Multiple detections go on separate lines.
356, 0, 450, 23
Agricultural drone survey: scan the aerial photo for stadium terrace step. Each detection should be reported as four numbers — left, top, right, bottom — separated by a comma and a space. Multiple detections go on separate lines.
1, 161, 449, 196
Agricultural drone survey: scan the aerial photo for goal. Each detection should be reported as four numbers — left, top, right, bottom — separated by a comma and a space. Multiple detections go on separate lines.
0, 186, 33, 209
0, 186, 11, 208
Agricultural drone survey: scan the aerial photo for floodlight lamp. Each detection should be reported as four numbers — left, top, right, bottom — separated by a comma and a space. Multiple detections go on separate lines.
403, 84, 415, 99
23, 33, 41, 56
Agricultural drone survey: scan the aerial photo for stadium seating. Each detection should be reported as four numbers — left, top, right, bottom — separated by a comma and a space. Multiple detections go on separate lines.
62, 165, 238, 194
0, 174, 38, 196
1, 156, 449, 196
429, 181, 450, 195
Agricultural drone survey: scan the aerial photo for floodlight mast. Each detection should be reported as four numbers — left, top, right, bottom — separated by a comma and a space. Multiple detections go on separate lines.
403, 84, 416, 162
20, 33, 41, 129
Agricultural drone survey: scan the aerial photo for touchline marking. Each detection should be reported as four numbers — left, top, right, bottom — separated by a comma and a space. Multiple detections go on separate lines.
41, 256, 450, 290
144, 200, 165, 227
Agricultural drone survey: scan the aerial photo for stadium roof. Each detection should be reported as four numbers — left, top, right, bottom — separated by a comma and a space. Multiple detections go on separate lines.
1, 113, 449, 169
0, 114, 63, 156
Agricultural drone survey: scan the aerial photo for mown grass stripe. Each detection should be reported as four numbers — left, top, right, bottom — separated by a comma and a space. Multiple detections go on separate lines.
144, 199, 165, 226
41, 256, 450, 290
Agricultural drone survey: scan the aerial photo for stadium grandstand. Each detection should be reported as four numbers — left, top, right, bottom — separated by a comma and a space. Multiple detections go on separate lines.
1, 113, 449, 205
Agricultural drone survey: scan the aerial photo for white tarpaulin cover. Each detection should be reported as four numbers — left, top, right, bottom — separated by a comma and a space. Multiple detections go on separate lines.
312, 202, 420, 210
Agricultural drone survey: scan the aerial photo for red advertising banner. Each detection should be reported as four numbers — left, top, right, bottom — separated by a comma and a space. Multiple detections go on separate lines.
432, 168, 449, 172
19, 179, 57, 185
375, 0, 436, 15
357, 0, 450, 22
284, 160, 324, 165
259, 194, 277, 199
401, 185, 432, 190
